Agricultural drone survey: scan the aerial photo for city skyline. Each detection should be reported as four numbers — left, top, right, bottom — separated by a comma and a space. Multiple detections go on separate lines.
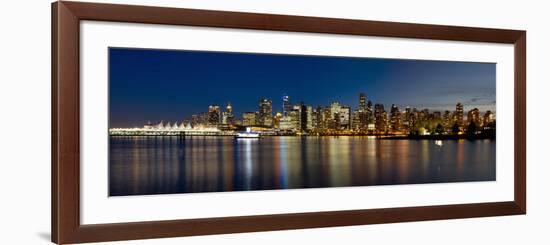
109, 47, 496, 128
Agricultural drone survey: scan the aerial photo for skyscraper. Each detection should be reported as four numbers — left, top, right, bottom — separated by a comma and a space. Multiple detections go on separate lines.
374, 104, 386, 134
339, 106, 351, 130
443, 110, 451, 128
208, 105, 221, 125
355, 93, 368, 132
366, 100, 374, 124
306, 106, 313, 131
389, 104, 401, 132
221, 102, 234, 126
226, 102, 232, 114
298, 102, 314, 132
258, 98, 273, 127
467, 108, 481, 127
359, 93, 367, 110
455, 103, 464, 127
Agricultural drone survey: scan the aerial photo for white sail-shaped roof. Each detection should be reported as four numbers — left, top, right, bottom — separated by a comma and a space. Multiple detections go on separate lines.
179, 122, 186, 129
156, 121, 164, 129
172, 122, 179, 130
165, 122, 172, 130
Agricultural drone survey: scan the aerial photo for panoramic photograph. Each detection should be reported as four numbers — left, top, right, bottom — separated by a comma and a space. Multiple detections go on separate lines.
108, 47, 496, 197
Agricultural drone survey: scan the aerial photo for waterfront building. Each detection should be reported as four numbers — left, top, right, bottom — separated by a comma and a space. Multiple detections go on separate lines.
389, 104, 401, 133
306, 106, 313, 132
366, 100, 374, 124
208, 105, 221, 125
299, 103, 308, 132
290, 107, 301, 131
352, 110, 360, 131
322, 107, 333, 130
258, 98, 273, 127
483, 110, 495, 126
279, 109, 300, 131
242, 112, 257, 126
273, 112, 283, 129
171, 122, 179, 130
328, 102, 350, 130
282, 94, 291, 117
330, 102, 341, 120
191, 113, 208, 127
359, 93, 367, 110
339, 106, 351, 130
144, 121, 153, 129
443, 110, 452, 129
374, 104, 387, 134
312, 106, 322, 131
401, 107, 411, 133
353, 93, 369, 132
467, 108, 481, 127
221, 102, 234, 125
455, 103, 464, 127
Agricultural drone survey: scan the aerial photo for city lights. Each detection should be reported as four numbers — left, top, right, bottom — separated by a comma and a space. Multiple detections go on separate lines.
110, 93, 496, 138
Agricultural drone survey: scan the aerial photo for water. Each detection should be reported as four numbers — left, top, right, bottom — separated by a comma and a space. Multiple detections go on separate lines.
109, 136, 496, 196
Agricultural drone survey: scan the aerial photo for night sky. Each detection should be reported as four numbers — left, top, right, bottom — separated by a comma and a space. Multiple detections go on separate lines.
109, 47, 496, 128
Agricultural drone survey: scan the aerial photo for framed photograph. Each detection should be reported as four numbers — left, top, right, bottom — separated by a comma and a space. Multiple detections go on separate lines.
52, 1, 526, 244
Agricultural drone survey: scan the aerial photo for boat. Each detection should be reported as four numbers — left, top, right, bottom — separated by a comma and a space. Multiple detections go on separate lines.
236, 127, 260, 138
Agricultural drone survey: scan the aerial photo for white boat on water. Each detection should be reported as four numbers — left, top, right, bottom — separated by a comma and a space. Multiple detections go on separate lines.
236, 127, 260, 138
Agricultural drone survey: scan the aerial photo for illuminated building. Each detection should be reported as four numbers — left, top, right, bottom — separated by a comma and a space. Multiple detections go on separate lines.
352, 110, 360, 131
353, 93, 369, 132
242, 112, 257, 126
143, 121, 153, 129
389, 104, 401, 133
401, 107, 411, 133
191, 113, 208, 127
258, 98, 273, 127
455, 103, 464, 127
300, 103, 308, 132
298, 104, 313, 132
282, 94, 291, 117
208, 105, 221, 125
221, 102, 234, 125
467, 108, 481, 126
374, 104, 387, 134
443, 110, 451, 129
359, 93, 367, 110
327, 102, 350, 130
366, 100, 374, 124
279, 109, 300, 131
339, 106, 351, 130
273, 112, 283, 129
322, 107, 332, 130
312, 106, 323, 130
483, 110, 495, 126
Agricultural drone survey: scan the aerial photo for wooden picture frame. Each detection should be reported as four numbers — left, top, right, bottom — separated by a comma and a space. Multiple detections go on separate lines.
52, 1, 526, 244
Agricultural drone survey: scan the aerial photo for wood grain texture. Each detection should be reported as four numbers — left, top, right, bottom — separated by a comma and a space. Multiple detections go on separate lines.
51, 1, 527, 244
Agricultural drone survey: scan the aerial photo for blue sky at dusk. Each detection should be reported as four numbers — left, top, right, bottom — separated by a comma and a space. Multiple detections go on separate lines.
109, 47, 496, 128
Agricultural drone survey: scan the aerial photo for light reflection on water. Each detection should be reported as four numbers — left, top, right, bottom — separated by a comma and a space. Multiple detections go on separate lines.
109, 136, 496, 196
